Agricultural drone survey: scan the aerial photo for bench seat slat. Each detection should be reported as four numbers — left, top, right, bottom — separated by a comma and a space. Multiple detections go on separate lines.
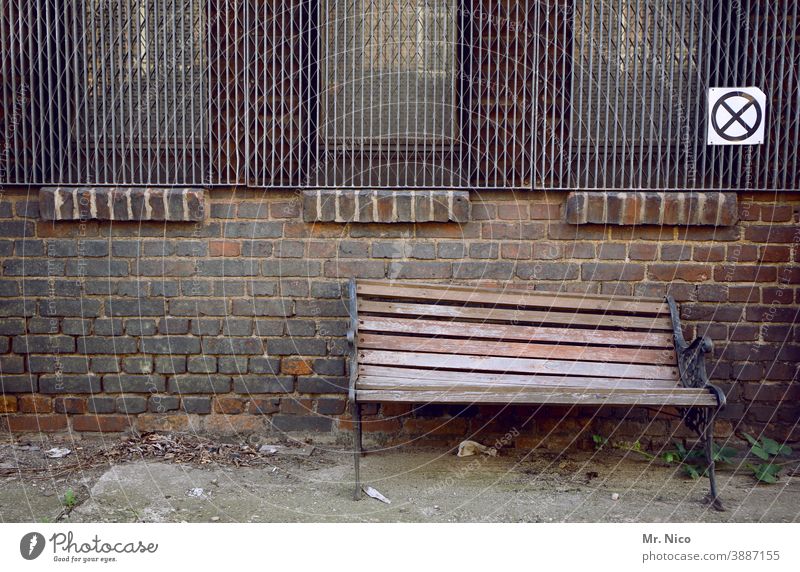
356, 389, 718, 407
358, 317, 675, 348
357, 366, 682, 389
358, 333, 677, 365
359, 349, 680, 380
358, 300, 674, 332
357, 280, 668, 314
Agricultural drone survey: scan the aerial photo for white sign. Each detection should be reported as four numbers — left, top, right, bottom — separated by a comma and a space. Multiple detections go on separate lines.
707, 87, 766, 145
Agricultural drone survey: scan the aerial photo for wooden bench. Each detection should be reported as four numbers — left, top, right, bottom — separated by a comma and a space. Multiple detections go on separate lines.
346, 279, 726, 509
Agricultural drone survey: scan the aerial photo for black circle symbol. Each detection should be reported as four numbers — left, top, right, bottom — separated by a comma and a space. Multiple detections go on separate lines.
711, 91, 762, 142
20, 532, 46, 560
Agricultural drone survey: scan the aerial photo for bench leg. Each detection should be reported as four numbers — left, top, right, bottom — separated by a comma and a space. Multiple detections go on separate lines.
702, 418, 725, 512
352, 400, 362, 500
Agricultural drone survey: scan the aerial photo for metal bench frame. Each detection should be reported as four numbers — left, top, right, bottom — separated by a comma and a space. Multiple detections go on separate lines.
347, 278, 726, 510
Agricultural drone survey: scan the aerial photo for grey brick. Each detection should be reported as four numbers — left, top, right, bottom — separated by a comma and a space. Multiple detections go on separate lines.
3, 259, 65, 276
27, 317, 57, 334
148, 395, 181, 412
111, 241, 142, 257
313, 359, 346, 376
21, 278, 81, 296
241, 241, 274, 257
317, 398, 347, 415
118, 282, 149, 298
66, 259, 128, 277
262, 260, 321, 277
169, 375, 231, 394
222, 221, 282, 238
77, 336, 137, 354
28, 356, 89, 374
0, 220, 35, 237
275, 241, 305, 257
0, 374, 37, 393
0, 279, 19, 297
45, 240, 78, 257
140, 336, 201, 354
154, 356, 186, 374
188, 356, 217, 373
14, 239, 45, 256
93, 318, 123, 336
125, 319, 158, 336
0, 355, 25, 373
233, 376, 293, 394
39, 299, 102, 318
91, 357, 120, 373
197, 259, 259, 277
13, 335, 75, 353
0, 318, 25, 335
15, 200, 39, 218
117, 396, 147, 414
285, 320, 316, 337
213, 280, 245, 297
180, 280, 213, 297
182, 397, 212, 414
453, 262, 515, 280
311, 281, 343, 298
210, 203, 237, 219
296, 376, 348, 394
134, 259, 196, 277
0, 240, 11, 256
469, 243, 499, 259
0, 336, 8, 353
317, 321, 348, 337
123, 356, 153, 374
517, 262, 580, 280
142, 241, 174, 257
202, 337, 264, 355
151, 281, 181, 297
438, 243, 466, 259
278, 279, 309, 297
248, 357, 280, 374
294, 299, 348, 317
254, 320, 284, 336
410, 243, 436, 259
108, 298, 166, 316
218, 356, 249, 374
388, 261, 451, 279
267, 338, 327, 356
248, 279, 278, 296
0, 299, 36, 317
62, 318, 91, 335
249, 398, 280, 415
231, 299, 292, 317
103, 374, 166, 393
40, 374, 101, 393
88, 397, 116, 413
158, 318, 190, 335
271, 415, 333, 432
221, 318, 253, 336
189, 318, 222, 336
170, 299, 228, 316
176, 241, 207, 257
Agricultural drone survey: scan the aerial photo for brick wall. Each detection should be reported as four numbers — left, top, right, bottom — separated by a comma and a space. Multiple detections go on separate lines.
0, 187, 798, 449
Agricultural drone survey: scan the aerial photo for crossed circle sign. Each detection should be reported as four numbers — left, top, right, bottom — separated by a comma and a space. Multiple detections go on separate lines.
711, 91, 763, 142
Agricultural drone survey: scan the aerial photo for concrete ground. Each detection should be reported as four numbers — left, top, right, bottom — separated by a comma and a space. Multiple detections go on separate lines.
1, 435, 798, 523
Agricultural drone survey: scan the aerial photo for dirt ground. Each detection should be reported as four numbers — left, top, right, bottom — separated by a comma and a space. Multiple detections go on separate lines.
1, 433, 798, 523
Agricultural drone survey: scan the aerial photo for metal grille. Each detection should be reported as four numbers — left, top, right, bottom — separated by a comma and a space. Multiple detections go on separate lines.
1, 1, 799, 190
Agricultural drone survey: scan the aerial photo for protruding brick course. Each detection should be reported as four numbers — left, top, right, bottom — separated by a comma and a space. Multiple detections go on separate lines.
302, 190, 470, 223
39, 187, 205, 222
565, 191, 739, 226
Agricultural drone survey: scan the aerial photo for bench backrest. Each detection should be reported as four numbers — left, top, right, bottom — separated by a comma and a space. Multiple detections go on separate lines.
353, 280, 681, 389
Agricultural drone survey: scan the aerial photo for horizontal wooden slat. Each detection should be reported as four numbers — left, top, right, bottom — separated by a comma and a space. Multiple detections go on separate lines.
359, 350, 680, 380
356, 388, 718, 407
358, 316, 675, 348
357, 281, 668, 315
358, 300, 674, 331
358, 366, 681, 389
358, 333, 676, 365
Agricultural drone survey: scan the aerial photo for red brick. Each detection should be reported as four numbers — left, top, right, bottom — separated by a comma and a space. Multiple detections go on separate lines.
759, 245, 791, 262
54, 397, 87, 414
136, 414, 192, 433
497, 203, 528, 220
8, 414, 67, 432
648, 264, 711, 282
744, 226, 798, 243
762, 287, 795, 304
713, 265, 778, 282
214, 397, 246, 414
72, 415, 133, 432
629, 243, 657, 260
17, 395, 53, 414
500, 242, 531, 260
759, 205, 794, 222
281, 358, 313, 376
530, 203, 560, 220
203, 414, 266, 435
693, 245, 725, 262
0, 396, 17, 413
209, 240, 241, 257
727, 244, 759, 262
